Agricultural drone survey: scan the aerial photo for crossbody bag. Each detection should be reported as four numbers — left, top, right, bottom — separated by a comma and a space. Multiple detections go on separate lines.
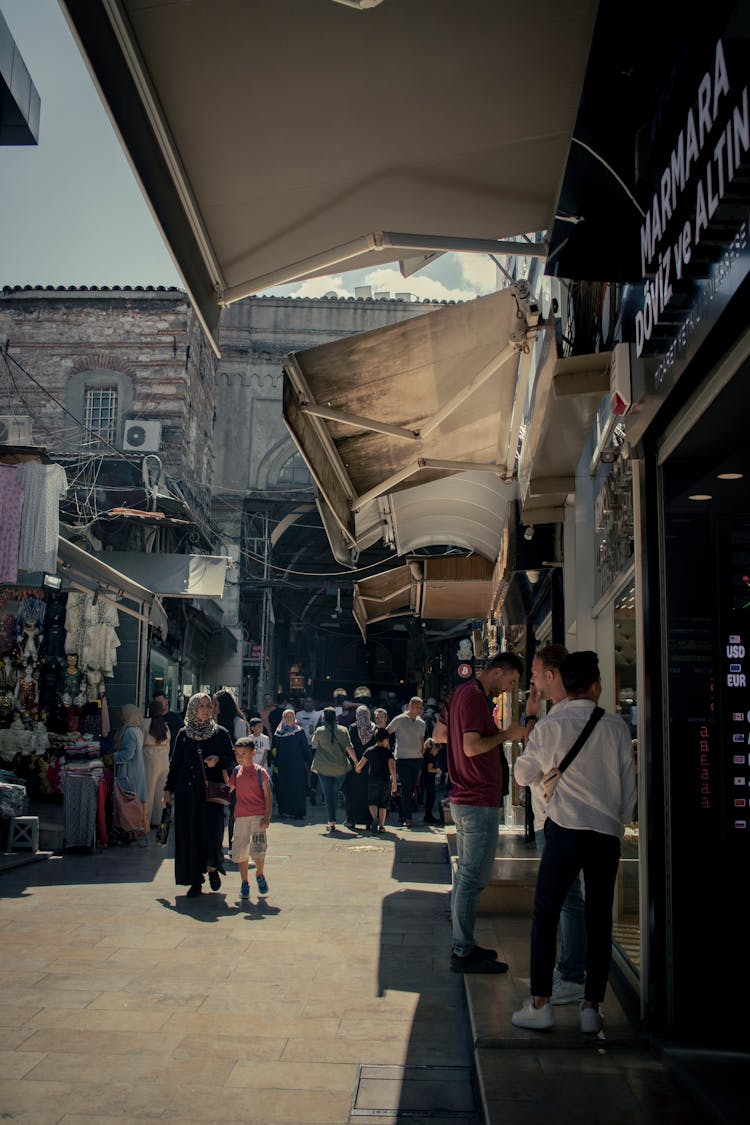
540, 706, 604, 803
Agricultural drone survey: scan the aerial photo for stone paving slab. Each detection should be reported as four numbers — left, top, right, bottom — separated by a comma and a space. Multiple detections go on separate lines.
2, 807, 729, 1124
0, 809, 471, 1123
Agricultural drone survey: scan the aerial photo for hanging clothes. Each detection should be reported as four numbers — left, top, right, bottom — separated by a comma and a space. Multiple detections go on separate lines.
17, 462, 67, 573
0, 464, 23, 583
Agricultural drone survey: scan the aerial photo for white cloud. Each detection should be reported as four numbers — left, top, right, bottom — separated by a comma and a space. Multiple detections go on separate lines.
268, 253, 502, 304
458, 254, 501, 293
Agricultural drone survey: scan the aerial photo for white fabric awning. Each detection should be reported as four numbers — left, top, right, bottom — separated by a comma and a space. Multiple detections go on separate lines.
60, 0, 599, 351
57, 537, 168, 638
353, 555, 493, 640
284, 287, 531, 552
97, 552, 229, 599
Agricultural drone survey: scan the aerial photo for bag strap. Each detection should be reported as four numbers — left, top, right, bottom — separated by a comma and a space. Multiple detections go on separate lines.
557, 706, 605, 775
195, 742, 208, 786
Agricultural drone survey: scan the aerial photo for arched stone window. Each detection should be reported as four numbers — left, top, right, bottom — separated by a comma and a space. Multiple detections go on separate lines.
257, 436, 312, 489
65, 368, 134, 450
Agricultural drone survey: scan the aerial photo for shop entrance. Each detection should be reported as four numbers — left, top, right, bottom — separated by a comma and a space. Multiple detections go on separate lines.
658, 355, 750, 1042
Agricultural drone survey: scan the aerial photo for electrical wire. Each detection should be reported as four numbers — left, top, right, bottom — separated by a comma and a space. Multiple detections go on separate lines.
1, 342, 403, 579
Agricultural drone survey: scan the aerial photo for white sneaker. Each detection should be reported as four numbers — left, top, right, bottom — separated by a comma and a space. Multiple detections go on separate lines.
511, 998, 555, 1031
550, 971, 585, 1005
580, 1003, 603, 1034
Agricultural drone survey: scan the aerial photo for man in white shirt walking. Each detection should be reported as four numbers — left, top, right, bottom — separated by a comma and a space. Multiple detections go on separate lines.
295, 696, 322, 806
387, 697, 425, 827
512, 651, 636, 1035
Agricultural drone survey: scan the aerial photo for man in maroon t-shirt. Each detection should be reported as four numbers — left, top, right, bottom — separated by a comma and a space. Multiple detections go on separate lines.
448, 652, 524, 973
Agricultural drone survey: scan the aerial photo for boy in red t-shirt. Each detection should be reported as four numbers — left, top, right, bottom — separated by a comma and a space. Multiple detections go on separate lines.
229, 738, 273, 900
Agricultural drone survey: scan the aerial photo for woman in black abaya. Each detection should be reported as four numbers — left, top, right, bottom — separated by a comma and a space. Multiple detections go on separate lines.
271, 708, 311, 819
346, 705, 377, 830
163, 693, 235, 897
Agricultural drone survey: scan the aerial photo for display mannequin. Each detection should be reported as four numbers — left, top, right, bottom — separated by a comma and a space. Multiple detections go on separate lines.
0, 654, 17, 691
85, 665, 104, 702
64, 654, 81, 697
15, 664, 38, 712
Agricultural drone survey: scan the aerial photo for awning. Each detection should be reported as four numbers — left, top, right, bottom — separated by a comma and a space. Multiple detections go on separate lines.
284, 287, 533, 552
319, 469, 515, 567
57, 537, 168, 638
353, 555, 493, 640
95, 552, 229, 599
60, 0, 599, 352
517, 345, 611, 523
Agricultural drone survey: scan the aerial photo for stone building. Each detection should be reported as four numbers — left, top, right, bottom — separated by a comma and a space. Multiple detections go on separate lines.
1, 286, 447, 712
0, 285, 231, 713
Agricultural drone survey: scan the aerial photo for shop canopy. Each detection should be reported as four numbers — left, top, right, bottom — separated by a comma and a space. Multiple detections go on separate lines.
60, 0, 599, 352
352, 471, 515, 563
353, 556, 494, 640
283, 287, 532, 554
97, 552, 229, 599
57, 537, 168, 638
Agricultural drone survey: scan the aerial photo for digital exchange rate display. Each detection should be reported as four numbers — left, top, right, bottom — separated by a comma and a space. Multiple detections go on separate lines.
721, 520, 750, 837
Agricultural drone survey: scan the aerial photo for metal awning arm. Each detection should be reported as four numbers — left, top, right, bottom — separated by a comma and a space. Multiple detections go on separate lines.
352, 462, 423, 512
300, 402, 419, 441
419, 459, 511, 476
357, 582, 414, 604
416, 341, 518, 440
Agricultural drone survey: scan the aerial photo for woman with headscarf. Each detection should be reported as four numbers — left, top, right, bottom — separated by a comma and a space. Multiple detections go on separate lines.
271, 707, 310, 820
311, 706, 357, 834
345, 704, 377, 830
113, 703, 148, 847
163, 692, 235, 897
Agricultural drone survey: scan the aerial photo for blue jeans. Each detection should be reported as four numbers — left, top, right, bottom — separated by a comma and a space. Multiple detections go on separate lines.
318, 773, 346, 823
396, 758, 422, 822
450, 803, 500, 957
535, 827, 587, 983
531, 819, 620, 1004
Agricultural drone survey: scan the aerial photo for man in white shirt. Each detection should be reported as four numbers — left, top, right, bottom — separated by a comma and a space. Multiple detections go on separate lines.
387, 697, 425, 827
295, 696, 322, 806
512, 651, 636, 1035
522, 645, 587, 1006
295, 696, 321, 745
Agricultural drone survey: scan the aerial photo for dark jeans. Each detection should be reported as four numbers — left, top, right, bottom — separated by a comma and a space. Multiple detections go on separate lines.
422, 772, 436, 817
396, 758, 422, 822
530, 819, 621, 1004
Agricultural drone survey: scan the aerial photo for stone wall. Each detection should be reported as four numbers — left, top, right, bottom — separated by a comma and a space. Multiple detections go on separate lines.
0, 287, 216, 522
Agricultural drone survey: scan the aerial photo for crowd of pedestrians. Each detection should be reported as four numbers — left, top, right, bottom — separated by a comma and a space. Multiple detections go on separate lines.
107, 654, 636, 1037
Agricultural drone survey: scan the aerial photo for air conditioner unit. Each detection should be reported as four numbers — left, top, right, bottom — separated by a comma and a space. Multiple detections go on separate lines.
0, 414, 33, 445
122, 419, 162, 452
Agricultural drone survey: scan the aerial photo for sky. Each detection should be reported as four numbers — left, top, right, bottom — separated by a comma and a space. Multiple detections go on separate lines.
0, 0, 499, 303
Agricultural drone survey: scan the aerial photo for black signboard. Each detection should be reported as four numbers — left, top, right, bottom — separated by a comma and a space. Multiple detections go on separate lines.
718, 519, 750, 838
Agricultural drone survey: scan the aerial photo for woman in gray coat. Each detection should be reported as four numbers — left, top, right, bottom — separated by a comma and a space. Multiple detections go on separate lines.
113, 702, 148, 846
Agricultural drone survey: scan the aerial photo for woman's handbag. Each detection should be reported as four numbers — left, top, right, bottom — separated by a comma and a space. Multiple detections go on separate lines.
155, 805, 171, 846
205, 779, 231, 805
113, 782, 148, 833
197, 745, 231, 805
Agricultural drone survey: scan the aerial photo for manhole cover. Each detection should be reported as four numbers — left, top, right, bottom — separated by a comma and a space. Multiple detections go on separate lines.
336, 843, 388, 853
351, 1064, 478, 1118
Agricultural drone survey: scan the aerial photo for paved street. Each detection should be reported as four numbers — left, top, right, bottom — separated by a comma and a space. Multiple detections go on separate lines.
0, 812, 476, 1124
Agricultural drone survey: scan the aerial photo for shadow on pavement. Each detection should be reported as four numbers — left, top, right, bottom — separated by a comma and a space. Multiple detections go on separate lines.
359, 834, 482, 1123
